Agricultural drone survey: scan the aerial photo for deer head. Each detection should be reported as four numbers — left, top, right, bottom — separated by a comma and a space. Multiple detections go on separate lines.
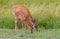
32, 18, 38, 31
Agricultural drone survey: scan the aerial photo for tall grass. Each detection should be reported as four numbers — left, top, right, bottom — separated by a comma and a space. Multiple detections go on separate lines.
0, 0, 60, 29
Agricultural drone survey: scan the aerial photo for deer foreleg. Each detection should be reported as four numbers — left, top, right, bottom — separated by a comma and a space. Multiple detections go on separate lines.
21, 21, 25, 32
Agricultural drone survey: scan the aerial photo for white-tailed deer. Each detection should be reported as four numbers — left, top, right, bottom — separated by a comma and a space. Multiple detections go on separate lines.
12, 5, 37, 33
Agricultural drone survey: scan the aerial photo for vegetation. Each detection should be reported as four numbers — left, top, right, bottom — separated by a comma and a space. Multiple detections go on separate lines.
0, 0, 60, 39
0, 29, 60, 39
0, 0, 60, 29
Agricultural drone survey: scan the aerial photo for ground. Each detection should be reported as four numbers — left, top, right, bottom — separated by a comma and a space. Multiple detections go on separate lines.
0, 29, 60, 39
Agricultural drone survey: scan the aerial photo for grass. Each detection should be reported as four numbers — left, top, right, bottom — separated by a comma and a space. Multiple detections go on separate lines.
0, 0, 60, 39
0, 29, 60, 39
0, 0, 60, 29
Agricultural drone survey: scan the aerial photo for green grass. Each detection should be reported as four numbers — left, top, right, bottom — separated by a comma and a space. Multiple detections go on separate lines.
0, 0, 60, 39
0, 0, 60, 29
0, 29, 60, 39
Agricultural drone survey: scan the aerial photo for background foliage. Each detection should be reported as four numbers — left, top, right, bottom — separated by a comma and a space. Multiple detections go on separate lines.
0, 0, 60, 29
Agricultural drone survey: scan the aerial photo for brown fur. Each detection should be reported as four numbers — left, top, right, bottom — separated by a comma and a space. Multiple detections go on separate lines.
13, 5, 34, 33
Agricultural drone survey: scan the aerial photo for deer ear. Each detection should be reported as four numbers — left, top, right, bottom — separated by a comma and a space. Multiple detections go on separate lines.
32, 18, 36, 22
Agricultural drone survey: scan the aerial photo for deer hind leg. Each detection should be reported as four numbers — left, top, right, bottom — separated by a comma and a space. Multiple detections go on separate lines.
15, 18, 19, 32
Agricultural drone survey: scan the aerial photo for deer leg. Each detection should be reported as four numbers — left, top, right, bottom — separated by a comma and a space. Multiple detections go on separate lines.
15, 18, 19, 32
26, 20, 33, 33
27, 24, 33, 33
21, 21, 24, 32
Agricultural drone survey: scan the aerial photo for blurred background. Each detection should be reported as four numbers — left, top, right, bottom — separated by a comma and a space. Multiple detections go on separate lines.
0, 0, 60, 29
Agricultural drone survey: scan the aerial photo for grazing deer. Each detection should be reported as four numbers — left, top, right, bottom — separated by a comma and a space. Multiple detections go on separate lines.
12, 5, 37, 33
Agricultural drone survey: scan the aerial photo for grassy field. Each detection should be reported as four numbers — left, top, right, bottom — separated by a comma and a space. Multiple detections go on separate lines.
0, 0, 60, 29
0, 29, 60, 39
0, 0, 60, 39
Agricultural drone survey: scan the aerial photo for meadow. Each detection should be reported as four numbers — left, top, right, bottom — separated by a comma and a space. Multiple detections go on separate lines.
0, 29, 60, 39
0, 0, 60, 39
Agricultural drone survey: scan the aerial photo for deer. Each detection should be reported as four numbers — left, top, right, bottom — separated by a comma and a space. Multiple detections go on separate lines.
12, 5, 37, 33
